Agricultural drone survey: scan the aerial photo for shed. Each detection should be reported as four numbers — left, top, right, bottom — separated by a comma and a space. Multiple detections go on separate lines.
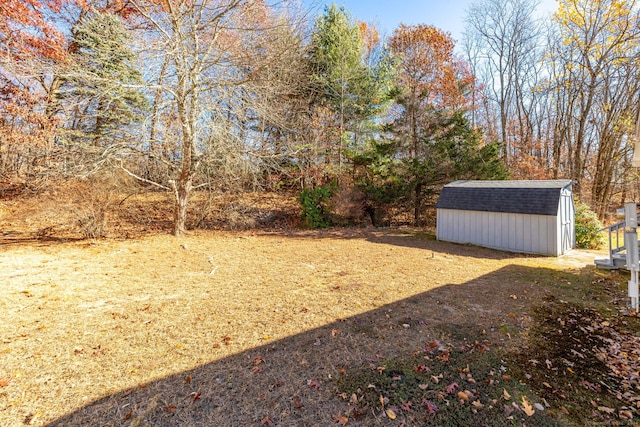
436, 180, 575, 256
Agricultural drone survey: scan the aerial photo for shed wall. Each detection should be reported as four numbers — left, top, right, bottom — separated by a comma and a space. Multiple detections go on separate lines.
436, 208, 560, 256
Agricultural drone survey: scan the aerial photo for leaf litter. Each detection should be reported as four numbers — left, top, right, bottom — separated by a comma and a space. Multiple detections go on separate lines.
0, 195, 634, 426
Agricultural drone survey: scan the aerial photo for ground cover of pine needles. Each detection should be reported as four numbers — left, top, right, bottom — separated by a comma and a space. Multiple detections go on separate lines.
1, 192, 639, 426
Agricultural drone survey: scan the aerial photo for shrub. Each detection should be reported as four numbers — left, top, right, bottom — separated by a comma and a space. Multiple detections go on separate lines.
299, 185, 334, 229
575, 200, 605, 249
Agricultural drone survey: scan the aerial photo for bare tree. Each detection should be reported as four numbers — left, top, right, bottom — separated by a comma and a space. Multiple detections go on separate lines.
464, 0, 544, 165
126, 0, 306, 235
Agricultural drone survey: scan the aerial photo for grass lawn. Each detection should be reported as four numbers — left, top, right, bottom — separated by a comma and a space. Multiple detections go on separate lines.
2, 224, 637, 426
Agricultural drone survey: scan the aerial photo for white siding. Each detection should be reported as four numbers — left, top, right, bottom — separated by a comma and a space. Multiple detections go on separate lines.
436, 208, 560, 256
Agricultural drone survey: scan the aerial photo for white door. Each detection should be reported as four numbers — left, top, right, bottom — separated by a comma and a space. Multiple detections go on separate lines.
560, 189, 575, 254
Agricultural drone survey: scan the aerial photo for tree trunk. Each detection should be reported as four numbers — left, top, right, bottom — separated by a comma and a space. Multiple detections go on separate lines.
173, 176, 192, 236
414, 181, 422, 226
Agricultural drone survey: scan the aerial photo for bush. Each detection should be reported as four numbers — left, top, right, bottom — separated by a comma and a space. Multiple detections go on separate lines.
299, 185, 335, 229
575, 200, 605, 249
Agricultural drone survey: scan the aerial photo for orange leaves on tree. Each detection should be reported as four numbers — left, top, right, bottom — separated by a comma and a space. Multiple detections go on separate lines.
0, 0, 80, 61
357, 20, 380, 55
389, 24, 473, 111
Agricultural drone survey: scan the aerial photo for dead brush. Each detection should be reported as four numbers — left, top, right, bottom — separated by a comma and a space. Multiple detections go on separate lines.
68, 172, 133, 238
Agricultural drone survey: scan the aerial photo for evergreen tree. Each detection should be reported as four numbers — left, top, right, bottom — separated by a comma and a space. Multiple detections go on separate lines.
352, 112, 507, 225
62, 11, 147, 148
308, 4, 396, 176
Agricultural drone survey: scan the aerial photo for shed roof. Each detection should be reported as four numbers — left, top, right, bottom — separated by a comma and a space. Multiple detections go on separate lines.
436, 180, 574, 216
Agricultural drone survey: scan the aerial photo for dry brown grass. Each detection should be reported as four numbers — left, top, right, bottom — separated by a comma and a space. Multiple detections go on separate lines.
0, 190, 604, 426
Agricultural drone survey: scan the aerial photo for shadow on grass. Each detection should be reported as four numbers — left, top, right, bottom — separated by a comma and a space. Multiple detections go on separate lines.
45, 264, 592, 427
258, 227, 544, 262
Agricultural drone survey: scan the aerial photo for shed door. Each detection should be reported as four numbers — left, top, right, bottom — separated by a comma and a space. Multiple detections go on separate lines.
560, 189, 575, 254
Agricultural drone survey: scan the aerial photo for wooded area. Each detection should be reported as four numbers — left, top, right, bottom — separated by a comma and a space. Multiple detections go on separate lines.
1, 0, 639, 235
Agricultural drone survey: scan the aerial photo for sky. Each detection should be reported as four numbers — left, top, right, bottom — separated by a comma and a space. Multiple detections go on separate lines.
305, 0, 559, 44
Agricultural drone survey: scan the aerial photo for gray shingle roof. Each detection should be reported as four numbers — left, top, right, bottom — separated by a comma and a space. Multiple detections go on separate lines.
436, 180, 574, 216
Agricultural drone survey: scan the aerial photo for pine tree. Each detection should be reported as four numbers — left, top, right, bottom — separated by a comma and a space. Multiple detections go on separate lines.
62, 11, 147, 148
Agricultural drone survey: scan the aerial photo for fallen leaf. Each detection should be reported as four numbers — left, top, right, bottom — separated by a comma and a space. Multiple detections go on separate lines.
503, 389, 511, 400
521, 396, 535, 416
293, 396, 303, 409
332, 414, 348, 425
400, 401, 413, 412
166, 405, 176, 413
185, 375, 192, 384
620, 409, 633, 419
445, 382, 458, 394
597, 406, 615, 414
0, 378, 9, 387
534, 403, 545, 411
418, 383, 429, 390
504, 404, 514, 416
386, 408, 397, 419
261, 415, 273, 426
307, 379, 321, 389
424, 399, 438, 414
457, 391, 469, 402
472, 400, 483, 408
437, 351, 450, 362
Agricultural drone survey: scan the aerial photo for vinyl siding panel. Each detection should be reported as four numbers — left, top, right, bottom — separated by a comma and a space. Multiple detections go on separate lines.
436, 208, 562, 256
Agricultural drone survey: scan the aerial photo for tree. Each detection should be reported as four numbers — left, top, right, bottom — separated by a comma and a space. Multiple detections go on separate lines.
125, 0, 304, 235
388, 24, 474, 224
464, 0, 545, 166
0, 0, 69, 62
0, 0, 78, 184
308, 4, 395, 179
352, 112, 507, 225
549, 0, 640, 203
61, 11, 147, 150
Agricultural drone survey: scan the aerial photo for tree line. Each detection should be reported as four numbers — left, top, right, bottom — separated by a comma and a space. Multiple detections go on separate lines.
0, 0, 638, 235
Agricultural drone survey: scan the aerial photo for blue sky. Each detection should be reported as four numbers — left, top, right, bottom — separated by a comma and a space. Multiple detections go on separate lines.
305, 0, 559, 44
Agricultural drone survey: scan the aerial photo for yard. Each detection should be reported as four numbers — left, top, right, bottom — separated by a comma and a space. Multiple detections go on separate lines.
0, 191, 637, 426
3, 221, 638, 426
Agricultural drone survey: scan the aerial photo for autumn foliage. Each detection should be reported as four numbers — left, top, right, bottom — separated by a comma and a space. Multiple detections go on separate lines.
390, 24, 473, 110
